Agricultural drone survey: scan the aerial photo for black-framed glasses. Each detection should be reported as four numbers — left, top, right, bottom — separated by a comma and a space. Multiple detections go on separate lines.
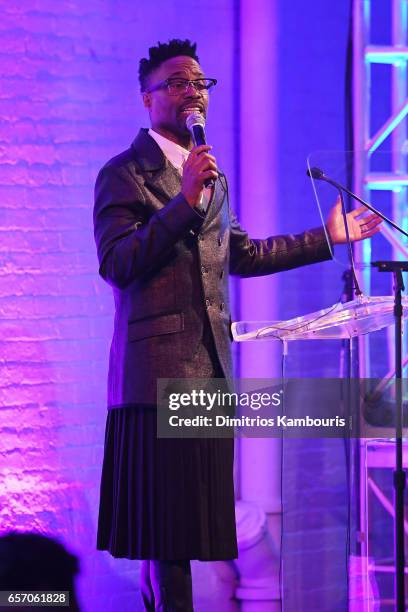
144, 78, 217, 96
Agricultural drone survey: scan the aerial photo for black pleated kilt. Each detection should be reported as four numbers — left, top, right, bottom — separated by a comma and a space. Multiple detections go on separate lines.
96, 328, 238, 561
96, 406, 237, 560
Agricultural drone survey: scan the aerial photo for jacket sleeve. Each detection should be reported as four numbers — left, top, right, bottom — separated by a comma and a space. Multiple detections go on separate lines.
93, 164, 204, 289
229, 207, 333, 278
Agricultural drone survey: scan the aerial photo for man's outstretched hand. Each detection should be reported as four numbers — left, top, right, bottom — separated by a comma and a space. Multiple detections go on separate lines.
326, 196, 383, 245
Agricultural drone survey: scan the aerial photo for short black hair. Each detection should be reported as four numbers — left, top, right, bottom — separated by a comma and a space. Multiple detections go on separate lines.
139, 39, 199, 92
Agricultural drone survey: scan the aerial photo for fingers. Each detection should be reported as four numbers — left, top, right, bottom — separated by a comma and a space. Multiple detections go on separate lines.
350, 208, 383, 228
359, 214, 382, 231
190, 145, 213, 156
357, 212, 383, 241
185, 153, 218, 176
193, 153, 217, 167
336, 201, 381, 223
181, 146, 218, 205
197, 158, 217, 173
364, 215, 382, 229
201, 169, 218, 181
351, 204, 381, 221
357, 225, 382, 241
362, 212, 380, 222
187, 146, 216, 165
350, 204, 368, 218
185, 148, 217, 168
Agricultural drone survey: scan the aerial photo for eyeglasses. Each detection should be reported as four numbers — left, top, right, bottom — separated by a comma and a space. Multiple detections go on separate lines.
144, 78, 217, 96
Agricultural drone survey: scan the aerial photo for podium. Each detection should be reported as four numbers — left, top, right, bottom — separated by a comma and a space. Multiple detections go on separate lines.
232, 293, 408, 610
232, 294, 408, 342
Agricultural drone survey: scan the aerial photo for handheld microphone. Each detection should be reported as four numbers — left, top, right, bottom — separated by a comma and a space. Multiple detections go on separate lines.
186, 113, 214, 188
186, 112, 206, 146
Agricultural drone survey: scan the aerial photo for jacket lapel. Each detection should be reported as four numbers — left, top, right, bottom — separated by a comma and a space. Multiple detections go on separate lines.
130, 128, 227, 222
200, 173, 227, 229
143, 163, 182, 205
131, 129, 182, 205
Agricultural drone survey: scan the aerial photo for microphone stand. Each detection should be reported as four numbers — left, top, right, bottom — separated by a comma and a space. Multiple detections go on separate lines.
308, 166, 408, 611
372, 260, 408, 612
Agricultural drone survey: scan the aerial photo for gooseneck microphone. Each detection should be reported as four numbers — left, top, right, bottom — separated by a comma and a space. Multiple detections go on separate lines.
306, 166, 407, 237
308, 166, 363, 295
306, 166, 325, 181
186, 112, 214, 188
307, 165, 408, 298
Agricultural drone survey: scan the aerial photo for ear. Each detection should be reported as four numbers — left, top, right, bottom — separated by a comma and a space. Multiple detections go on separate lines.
142, 92, 151, 110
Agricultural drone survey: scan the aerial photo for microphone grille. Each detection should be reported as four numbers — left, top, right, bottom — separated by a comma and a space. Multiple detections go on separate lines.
186, 112, 205, 130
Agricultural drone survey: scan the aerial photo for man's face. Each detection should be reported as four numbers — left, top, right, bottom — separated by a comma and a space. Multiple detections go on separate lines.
142, 55, 210, 145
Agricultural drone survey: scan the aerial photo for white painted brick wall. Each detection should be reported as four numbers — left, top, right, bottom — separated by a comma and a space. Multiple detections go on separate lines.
0, 2, 236, 610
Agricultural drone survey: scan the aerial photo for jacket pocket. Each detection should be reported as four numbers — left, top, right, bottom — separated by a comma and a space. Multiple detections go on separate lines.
128, 312, 184, 342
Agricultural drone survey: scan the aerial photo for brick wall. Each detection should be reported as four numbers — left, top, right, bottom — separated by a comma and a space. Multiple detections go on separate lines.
0, 3, 236, 610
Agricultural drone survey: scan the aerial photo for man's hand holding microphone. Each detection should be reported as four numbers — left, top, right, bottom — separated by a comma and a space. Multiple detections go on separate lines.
181, 145, 218, 207
181, 112, 218, 208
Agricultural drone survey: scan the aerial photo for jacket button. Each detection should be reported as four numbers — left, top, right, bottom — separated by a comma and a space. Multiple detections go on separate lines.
201, 265, 207, 274
220, 302, 225, 311
205, 298, 211, 308
218, 237, 222, 246
220, 269, 224, 279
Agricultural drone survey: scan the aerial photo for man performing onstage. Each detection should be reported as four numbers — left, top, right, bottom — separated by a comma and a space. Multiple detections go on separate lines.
93, 39, 381, 611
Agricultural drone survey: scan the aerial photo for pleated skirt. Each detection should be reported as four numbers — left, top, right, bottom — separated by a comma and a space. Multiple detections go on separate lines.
96, 327, 238, 561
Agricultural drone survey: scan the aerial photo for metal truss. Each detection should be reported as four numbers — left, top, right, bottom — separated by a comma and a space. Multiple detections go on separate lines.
353, 0, 408, 378
352, 1, 408, 608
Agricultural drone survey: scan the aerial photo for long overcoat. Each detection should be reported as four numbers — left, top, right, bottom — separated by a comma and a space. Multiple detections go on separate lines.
93, 128, 332, 407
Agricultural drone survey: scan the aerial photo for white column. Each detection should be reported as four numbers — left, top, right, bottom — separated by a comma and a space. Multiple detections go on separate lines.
238, 0, 281, 517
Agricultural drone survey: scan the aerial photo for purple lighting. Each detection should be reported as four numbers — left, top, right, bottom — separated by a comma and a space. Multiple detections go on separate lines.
0, 1, 394, 610
0, 2, 237, 610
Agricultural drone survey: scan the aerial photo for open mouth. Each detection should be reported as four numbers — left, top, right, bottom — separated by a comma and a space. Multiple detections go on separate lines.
179, 106, 204, 116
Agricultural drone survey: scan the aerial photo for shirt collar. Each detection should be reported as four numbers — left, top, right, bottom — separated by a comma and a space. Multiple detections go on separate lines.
148, 128, 189, 173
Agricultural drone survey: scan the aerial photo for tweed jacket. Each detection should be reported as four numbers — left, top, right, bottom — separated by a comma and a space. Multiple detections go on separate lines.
93, 128, 332, 407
